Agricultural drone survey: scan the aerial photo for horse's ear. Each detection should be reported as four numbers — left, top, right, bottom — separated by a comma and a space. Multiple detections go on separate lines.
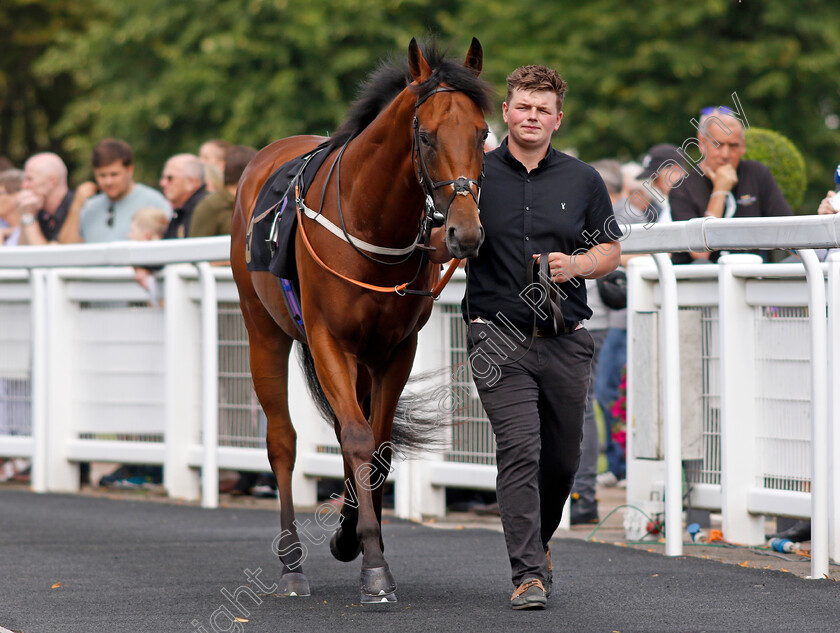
464, 37, 483, 76
408, 38, 432, 82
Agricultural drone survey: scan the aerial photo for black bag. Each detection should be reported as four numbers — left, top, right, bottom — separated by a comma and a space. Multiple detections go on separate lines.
596, 268, 627, 310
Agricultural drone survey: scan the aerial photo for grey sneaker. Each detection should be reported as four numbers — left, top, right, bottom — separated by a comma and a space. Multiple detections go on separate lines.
510, 578, 546, 610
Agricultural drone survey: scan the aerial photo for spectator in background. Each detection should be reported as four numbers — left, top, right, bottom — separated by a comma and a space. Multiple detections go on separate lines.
61, 139, 171, 243
127, 206, 169, 298
190, 145, 256, 237
199, 139, 231, 193
128, 206, 170, 242
0, 170, 25, 246
632, 144, 685, 224
15, 153, 80, 245
0, 157, 13, 172
670, 107, 792, 263
159, 154, 207, 239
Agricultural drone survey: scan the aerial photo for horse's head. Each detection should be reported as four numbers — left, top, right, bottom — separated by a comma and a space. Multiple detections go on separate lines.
408, 38, 489, 260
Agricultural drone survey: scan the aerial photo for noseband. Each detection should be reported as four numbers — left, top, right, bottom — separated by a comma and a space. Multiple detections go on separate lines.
412, 87, 484, 230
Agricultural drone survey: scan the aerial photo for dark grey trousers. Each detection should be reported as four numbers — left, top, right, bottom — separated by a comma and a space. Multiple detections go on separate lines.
468, 323, 594, 586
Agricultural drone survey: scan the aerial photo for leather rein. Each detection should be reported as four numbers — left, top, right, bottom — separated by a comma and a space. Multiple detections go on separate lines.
294, 86, 482, 298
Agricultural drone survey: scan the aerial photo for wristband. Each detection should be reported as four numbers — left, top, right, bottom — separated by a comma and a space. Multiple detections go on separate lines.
710, 191, 728, 198
20, 213, 36, 226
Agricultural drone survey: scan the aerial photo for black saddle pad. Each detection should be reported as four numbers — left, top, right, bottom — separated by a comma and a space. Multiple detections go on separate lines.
245, 142, 332, 281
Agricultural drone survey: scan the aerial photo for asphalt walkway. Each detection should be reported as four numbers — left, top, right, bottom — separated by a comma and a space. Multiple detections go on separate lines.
1, 489, 838, 633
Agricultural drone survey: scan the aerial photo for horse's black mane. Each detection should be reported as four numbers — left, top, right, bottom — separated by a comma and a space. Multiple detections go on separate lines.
328, 42, 494, 149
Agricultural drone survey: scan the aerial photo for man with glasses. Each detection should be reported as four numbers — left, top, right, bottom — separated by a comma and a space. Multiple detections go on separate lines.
670, 106, 792, 263
159, 153, 207, 239
61, 139, 171, 243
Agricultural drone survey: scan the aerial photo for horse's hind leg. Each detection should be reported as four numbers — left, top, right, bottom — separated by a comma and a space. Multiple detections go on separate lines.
244, 312, 310, 597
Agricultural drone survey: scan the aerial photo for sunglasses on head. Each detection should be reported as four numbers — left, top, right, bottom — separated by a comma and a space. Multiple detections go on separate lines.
700, 106, 735, 116
106, 204, 115, 228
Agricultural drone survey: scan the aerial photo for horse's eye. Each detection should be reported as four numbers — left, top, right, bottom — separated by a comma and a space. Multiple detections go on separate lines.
419, 133, 432, 146
481, 129, 489, 142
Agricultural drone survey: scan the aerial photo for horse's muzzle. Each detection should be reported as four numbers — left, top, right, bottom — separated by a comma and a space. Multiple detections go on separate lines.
446, 224, 484, 259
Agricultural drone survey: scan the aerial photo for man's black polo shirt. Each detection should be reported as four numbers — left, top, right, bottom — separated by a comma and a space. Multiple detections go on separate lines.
669, 159, 792, 263
463, 139, 618, 331
37, 190, 74, 242
163, 184, 208, 240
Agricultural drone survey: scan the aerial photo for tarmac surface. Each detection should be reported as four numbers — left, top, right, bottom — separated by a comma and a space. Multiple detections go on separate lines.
1, 487, 839, 633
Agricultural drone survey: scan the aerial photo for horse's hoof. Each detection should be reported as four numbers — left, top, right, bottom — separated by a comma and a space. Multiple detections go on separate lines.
330, 528, 361, 562
360, 566, 397, 604
278, 572, 311, 597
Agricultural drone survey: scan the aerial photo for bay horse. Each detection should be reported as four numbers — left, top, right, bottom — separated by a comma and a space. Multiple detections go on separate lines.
230, 38, 492, 603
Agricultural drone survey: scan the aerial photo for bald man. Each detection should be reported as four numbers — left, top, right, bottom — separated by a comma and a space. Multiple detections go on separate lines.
670, 107, 792, 263
159, 153, 208, 239
15, 153, 83, 245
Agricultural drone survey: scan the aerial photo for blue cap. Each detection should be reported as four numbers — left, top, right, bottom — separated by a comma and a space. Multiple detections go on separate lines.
835, 163, 840, 192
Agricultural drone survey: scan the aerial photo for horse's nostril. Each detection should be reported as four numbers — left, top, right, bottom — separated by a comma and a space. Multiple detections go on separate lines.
479, 226, 485, 242
447, 226, 457, 240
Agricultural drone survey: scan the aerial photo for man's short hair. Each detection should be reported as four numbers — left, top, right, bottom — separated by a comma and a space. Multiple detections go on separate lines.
223, 146, 257, 187
0, 168, 24, 194
92, 139, 134, 168
591, 159, 623, 196
506, 65, 568, 111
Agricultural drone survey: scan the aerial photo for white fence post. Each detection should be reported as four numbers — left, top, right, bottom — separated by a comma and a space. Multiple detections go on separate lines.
652, 254, 683, 556
29, 269, 48, 493
197, 263, 219, 509
164, 264, 201, 501
797, 250, 829, 579
828, 252, 840, 565
625, 257, 666, 534
718, 254, 765, 545
43, 270, 80, 492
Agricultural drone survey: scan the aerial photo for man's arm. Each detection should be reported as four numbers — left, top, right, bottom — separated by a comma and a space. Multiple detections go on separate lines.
534, 240, 621, 283
700, 164, 738, 219
57, 182, 98, 244
16, 190, 49, 246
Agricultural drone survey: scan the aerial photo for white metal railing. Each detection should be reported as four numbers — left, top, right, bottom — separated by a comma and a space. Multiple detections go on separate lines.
1, 215, 839, 579
620, 213, 840, 580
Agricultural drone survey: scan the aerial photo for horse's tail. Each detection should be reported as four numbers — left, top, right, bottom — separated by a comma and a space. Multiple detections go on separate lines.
295, 344, 454, 453
296, 342, 339, 428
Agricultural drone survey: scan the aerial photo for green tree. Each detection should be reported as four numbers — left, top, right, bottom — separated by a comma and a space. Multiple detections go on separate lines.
0, 0, 87, 165
444, 0, 840, 212
36, 0, 456, 183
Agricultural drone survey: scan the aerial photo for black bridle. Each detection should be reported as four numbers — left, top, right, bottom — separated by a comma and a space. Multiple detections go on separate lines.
411, 87, 484, 235
300, 85, 484, 297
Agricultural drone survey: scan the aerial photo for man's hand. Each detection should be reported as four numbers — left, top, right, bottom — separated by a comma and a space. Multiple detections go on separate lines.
15, 190, 41, 217
533, 242, 620, 283
75, 181, 99, 202
706, 163, 738, 193
817, 191, 838, 215
533, 252, 576, 283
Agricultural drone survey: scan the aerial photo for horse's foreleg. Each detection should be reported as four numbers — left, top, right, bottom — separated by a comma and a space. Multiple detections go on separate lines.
307, 328, 397, 603
245, 315, 310, 597
329, 368, 372, 563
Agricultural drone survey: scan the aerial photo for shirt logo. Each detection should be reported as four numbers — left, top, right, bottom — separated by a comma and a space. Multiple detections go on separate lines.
737, 194, 757, 206
561, 202, 566, 210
